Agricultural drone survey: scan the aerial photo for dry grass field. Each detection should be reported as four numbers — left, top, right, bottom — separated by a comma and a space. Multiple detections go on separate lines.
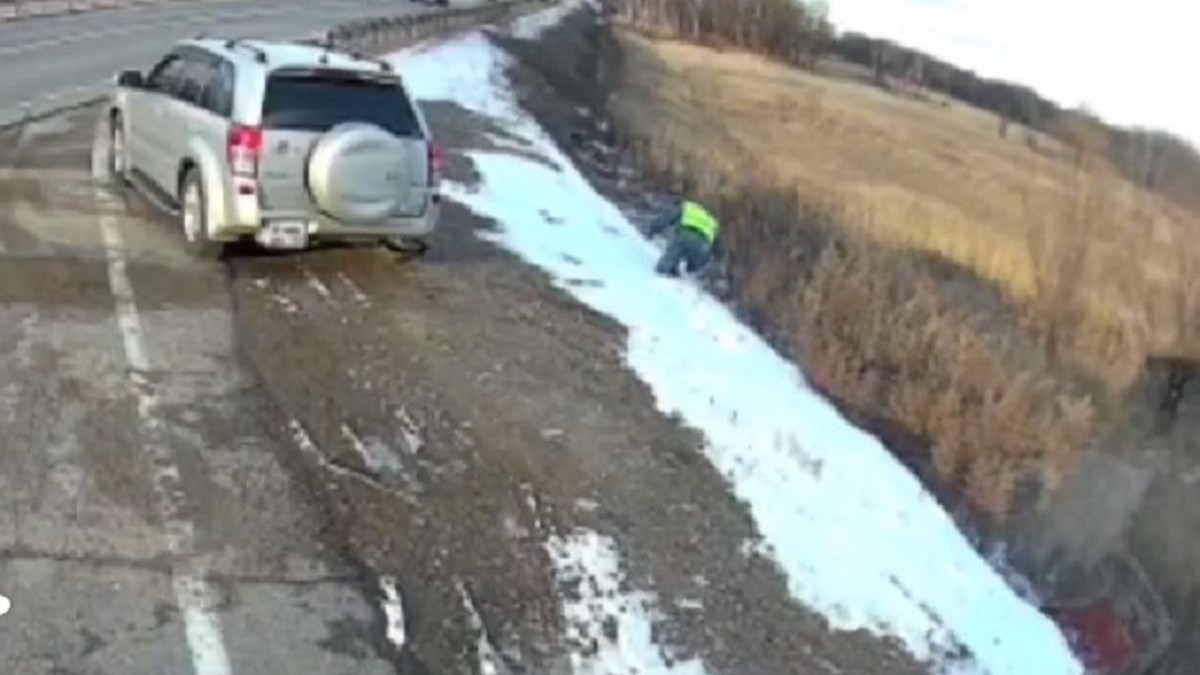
611, 32, 1200, 516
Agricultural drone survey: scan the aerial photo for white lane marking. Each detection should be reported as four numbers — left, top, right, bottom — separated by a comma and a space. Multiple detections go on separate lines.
90, 119, 233, 675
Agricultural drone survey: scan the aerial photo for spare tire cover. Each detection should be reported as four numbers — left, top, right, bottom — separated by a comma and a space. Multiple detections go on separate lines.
307, 122, 408, 225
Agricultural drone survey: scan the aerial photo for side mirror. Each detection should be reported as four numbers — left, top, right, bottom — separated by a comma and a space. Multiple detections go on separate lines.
116, 70, 143, 88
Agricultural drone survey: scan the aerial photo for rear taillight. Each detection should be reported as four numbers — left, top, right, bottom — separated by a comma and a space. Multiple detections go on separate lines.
428, 142, 443, 185
227, 124, 263, 178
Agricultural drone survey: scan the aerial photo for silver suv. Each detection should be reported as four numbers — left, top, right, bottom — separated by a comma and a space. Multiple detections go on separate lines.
106, 38, 443, 257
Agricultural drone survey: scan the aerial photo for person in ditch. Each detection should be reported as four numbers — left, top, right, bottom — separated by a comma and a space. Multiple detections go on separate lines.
646, 196, 721, 278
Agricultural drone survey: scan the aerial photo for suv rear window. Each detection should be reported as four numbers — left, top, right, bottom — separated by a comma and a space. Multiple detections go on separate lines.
260, 69, 422, 137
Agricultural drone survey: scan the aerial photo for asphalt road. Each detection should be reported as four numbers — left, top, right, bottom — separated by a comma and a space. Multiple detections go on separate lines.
0, 0, 473, 127
0, 104, 418, 675
0, 4, 474, 674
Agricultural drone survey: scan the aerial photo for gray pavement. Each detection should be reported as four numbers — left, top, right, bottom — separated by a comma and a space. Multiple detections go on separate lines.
0, 4, 490, 669
0, 0, 476, 127
0, 69, 400, 675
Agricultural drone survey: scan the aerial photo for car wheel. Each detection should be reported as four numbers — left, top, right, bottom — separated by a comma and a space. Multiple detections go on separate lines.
108, 113, 130, 185
383, 236, 429, 257
179, 169, 225, 260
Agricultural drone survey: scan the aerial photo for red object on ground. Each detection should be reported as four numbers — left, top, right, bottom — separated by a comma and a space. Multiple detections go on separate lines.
1046, 601, 1138, 674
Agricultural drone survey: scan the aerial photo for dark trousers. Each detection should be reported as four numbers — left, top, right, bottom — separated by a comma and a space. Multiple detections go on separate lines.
655, 227, 713, 277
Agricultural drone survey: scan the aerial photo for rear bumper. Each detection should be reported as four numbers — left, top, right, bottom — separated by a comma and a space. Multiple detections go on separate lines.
211, 204, 440, 242
308, 208, 439, 241
210, 172, 440, 242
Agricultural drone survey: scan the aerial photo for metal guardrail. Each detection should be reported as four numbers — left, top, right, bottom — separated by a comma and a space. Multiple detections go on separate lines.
323, 0, 526, 55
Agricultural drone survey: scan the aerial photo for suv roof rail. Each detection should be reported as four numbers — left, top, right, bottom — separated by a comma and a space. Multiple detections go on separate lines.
224, 38, 268, 64
347, 50, 394, 73
283, 36, 394, 73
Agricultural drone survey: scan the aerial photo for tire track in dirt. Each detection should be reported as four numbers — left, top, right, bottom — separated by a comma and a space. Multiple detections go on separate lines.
229, 245, 572, 675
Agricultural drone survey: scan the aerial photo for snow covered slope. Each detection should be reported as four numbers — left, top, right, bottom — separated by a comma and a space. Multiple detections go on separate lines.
389, 9, 1084, 675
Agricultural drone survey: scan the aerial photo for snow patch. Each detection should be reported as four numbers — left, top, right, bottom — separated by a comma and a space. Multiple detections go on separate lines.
379, 575, 407, 650
390, 17, 1083, 675
393, 407, 424, 454
548, 530, 709, 675
459, 581, 507, 675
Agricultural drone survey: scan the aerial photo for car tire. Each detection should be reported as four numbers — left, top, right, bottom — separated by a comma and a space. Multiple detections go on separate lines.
383, 236, 429, 257
179, 169, 225, 260
108, 113, 131, 186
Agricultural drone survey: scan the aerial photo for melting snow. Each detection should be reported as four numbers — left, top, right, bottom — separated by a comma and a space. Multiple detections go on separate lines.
340, 423, 406, 477
379, 575, 407, 650
390, 9, 1085, 675
459, 580, 507, 675
548, 530, 709, 675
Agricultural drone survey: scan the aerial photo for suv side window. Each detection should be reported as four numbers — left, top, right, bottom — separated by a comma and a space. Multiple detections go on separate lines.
200, 60, 235, 118
145, 54, 185, 94
174, 51, 215, 108
170, 49, 233, 118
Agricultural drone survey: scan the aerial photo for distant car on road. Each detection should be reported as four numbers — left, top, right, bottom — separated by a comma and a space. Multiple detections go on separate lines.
105, 37, 443, 258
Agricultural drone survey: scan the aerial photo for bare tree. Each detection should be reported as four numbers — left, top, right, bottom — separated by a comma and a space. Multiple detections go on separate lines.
870, 40, 892, 87
617, 0, 836, 66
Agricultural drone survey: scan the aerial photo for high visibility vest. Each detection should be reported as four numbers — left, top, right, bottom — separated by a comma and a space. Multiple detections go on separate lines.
680, 200, 719, 242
